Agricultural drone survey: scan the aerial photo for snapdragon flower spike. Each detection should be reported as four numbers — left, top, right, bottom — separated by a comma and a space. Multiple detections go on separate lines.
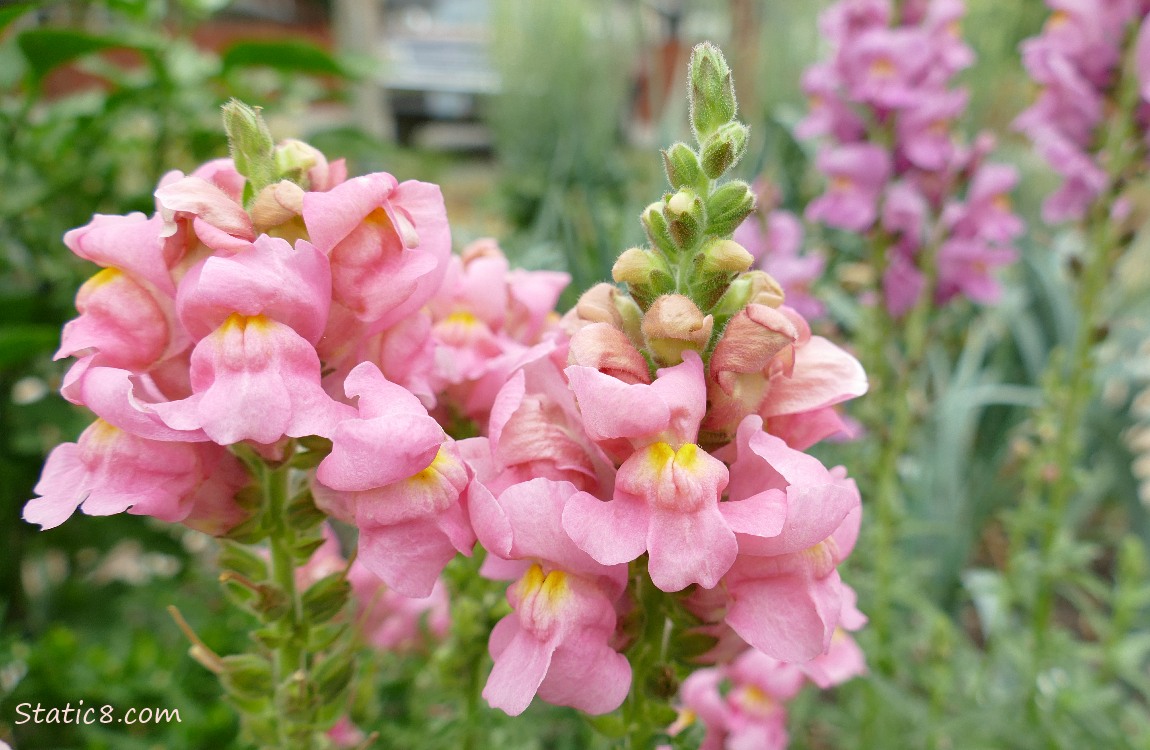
719, 416, 862, 662
24, 419, 248, 530
563, 352, 785, 592
302, 173, 451, 329
800, 0, 1024, 314
1016, 1, 1147, 222
469, 478, 630, 716
315, 362, 475, 598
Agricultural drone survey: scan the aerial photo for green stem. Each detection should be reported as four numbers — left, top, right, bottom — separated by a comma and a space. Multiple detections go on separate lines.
264, 461, 313, 750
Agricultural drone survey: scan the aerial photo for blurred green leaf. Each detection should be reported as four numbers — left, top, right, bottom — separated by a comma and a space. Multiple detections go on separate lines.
17, 29, 128, 83
221, 40, 351, 79
0, 324, 58, 368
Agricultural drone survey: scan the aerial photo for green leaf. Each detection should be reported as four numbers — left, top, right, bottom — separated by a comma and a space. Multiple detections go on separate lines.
16, 28, 126, 83
0, 324, 59, 368
221, 40, 352, 78
0, 3, 34, 35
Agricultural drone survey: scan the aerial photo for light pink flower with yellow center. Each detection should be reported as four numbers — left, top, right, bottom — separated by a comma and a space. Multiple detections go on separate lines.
562, 352, 782, 592
154, 314, 351, 445
469, 478, 630, 716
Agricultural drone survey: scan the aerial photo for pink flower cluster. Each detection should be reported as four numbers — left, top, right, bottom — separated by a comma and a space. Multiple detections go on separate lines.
1017, 1, 1150, 222
798, 0, 1024, 315
667, 590, 865, 749
28, 126, 871, 726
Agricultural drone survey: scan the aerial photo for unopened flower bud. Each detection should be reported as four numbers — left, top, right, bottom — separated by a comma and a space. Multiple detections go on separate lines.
665, 189, 706, 251
615, 293, 645, 346
301, 571, 352, 624
612, 248, 673, 309
573, 282, 623, 329
642, 294, 714, 366
698, 239, 754, 275
569, 322, 651, 384
662, 142, 703, 190
641, 202, 677, 256
706, 181, 756, 237
274, 139, 320, 187
700, 122, 749, 179
689, 42, 737, 140
711, 303, 799, 387
221, 99, 276, 196
219, 654, 274, 702
744, 270, 786, 307
250, 180, 306, 233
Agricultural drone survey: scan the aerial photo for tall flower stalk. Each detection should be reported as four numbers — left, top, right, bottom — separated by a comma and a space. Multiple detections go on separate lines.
795, 0, 1025, 670
1012, 1, 1150, 679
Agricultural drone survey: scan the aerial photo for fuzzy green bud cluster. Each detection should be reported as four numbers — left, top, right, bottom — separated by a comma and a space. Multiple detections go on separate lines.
609, 42, 777, 369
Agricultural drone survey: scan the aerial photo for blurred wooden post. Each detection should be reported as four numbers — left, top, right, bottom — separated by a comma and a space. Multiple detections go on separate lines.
729, 0, 761, 122
332, 0, 395, 140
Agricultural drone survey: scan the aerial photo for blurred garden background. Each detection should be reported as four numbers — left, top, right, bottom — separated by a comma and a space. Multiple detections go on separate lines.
3, 0, 1150, 747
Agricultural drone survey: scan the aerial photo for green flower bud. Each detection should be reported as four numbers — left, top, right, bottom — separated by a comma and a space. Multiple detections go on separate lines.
711, 270, 786, 320
612, 248, 674, 310
662, 142, 703, 191
700, 122, 749, 179
274, 139, 320, 188
614, 293, 646, 348
301, 572, 352, 625
219, 654, 274, 703
641, 202, 677, 257
690, 239, 756, 308
221, 99, 277, 201
313, 650, 356, 705
665, 188, 706, 251
688, 42, 737, 141
706, 180, 756, 237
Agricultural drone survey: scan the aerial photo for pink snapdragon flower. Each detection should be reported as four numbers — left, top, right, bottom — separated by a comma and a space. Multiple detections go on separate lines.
562, 352, 786, 591
314, 362, 475, 598
427, 239, 569, 420
470, 478, 631, 715
805, 144, 891, 232
483, 355, 615, 496
302, 173, 451, 328
24, 419, 248, 531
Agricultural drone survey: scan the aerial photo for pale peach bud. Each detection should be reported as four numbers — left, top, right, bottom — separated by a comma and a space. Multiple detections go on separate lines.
745, 270, 786, 308
250, 180, 306, 233
574, 282, 624, 328
698, 238, 754, 275
612, 247, 665, 286
642, 294, 714, 366
568, 322, 651, 384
